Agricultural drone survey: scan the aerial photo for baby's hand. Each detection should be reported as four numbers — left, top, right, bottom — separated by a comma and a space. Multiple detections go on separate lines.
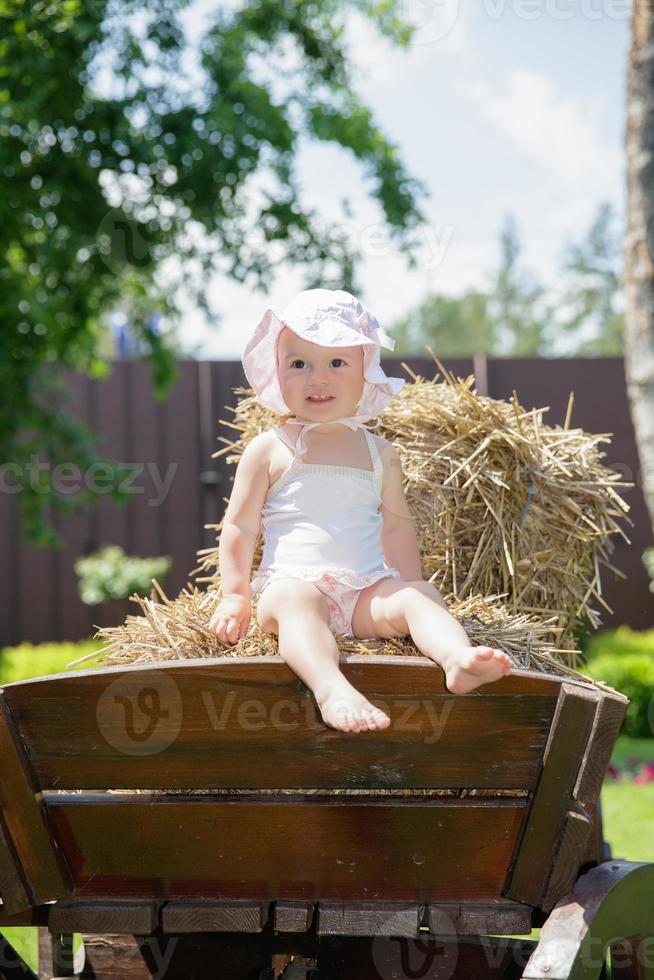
208, 593, 252, 645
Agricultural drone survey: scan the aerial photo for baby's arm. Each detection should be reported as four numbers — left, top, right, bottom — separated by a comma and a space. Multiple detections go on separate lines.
209, 433, 271, 642
379, 442, 423, 581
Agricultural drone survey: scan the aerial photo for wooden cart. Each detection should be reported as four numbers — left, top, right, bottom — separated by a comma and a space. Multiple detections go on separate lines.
0, 656, 651, 979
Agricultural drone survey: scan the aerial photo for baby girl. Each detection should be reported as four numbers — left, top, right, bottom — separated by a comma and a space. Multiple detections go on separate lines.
208, 288, 511, 733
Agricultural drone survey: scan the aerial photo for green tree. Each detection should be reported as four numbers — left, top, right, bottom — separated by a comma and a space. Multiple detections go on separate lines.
389, 215, 548, 358
556, 203, 624, 355
487, 213, 550, 356
392, 290, 495, 357
390, 205, 625, 360
0, 0, 426, 546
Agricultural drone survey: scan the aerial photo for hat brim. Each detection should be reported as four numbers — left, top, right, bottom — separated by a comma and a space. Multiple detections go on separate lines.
242, 307, 405, 419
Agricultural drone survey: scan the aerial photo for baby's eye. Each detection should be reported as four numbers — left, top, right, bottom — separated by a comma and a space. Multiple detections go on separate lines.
289, 358, 347, 369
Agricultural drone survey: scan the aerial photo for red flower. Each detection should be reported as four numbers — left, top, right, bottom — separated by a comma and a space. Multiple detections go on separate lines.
634, 763, 654, 784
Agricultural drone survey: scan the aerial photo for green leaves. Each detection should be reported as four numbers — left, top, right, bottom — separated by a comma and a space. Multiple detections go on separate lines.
2, 0, 424, 545
74, 544, 171, 605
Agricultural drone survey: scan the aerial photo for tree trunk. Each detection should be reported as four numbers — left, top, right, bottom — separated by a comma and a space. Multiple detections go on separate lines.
624, 5, 654, 536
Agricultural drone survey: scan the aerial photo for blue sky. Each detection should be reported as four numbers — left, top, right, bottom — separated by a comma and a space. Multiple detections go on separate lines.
171, 1, 631, 357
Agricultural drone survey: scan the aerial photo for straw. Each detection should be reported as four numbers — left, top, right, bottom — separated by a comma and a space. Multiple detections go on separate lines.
82, 361, 631, 689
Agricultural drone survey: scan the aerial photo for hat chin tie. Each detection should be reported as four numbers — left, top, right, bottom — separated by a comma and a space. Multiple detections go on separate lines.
286, 416, 372, 457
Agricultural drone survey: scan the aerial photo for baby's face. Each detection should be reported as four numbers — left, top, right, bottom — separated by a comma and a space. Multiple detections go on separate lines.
277, 327, 365, 419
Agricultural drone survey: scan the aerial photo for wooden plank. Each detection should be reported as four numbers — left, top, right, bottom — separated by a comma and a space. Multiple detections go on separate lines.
539, 809, 593, 912
47, 795, 527, 904
52, 370, 95, 643
0, 693, 71, 912
273, 901, 314, 932
79, 934, 154, 980
5, 659, 569, 791
428, 901, 533, 936
16, 541, 56, 644
0, 808, 31, 914
159, 362, 203, 597
575, 694, 628, 810
130, 361, 167, 559
543, 691, 627, 908
162, 900, 269, 933
92, 364, 129, 631
317, 902, 421, 937
503, 683, 598, 907
49, 900, 158, 934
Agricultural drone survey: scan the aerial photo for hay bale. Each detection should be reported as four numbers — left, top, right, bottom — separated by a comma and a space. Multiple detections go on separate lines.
73, 362, 630, 692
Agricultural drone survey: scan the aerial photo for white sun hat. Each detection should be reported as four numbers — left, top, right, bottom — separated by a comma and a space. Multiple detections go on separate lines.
241, 288, 405, 421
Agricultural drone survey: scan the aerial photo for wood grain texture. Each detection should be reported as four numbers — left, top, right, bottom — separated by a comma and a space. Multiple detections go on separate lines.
49, 901, 158, 934
428, 900, 533, 936
0, 693, 71, 912
5, 659, 566, 791
0, 807, 30, 915
162, 900, 269, 933
503, 683, 598, 907
539, 809, 593, 913
46, 795, 527, 903
273, 901, 314, 932
317, 902, 421, 937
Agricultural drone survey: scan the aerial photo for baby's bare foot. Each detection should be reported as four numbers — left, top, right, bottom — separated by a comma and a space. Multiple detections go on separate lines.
440, 646, 512, 694
315, 678, 391, 733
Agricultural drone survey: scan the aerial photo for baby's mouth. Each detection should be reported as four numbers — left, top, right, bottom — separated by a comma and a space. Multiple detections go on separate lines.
306, 395, 334, 403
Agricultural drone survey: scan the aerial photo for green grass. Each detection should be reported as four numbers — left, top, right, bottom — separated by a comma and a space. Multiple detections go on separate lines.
0, 639, 106, 684
600, 735, 654, 863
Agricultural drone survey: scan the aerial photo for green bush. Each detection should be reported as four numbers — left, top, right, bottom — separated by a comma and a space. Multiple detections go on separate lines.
0, 639, 105, 683
581, 625, 654, 661
581, 652, 654, 738
75, 544, 171, 605
644, 548, 654, 594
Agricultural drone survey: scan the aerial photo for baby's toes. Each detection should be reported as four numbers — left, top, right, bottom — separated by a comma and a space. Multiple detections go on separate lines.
372, 708, 391, 729
344, 711, 362, 733
364, 708, 385, 731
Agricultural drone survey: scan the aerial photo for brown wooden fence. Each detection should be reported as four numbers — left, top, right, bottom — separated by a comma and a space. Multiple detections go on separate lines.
0, 356, 652, 647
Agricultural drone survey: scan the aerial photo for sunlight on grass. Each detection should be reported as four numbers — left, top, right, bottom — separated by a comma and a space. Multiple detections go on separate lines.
601, 736, 654, 863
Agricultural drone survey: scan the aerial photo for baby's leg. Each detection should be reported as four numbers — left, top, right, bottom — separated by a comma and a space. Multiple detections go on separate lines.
256, 578, 390, 733
352, 578, 512, 694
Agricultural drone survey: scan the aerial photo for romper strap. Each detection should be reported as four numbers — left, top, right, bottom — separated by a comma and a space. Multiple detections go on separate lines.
362, 429, 384, 499
272, 426, 298, 454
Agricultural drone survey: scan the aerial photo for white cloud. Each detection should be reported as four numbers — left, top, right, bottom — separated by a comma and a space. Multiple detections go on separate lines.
460, 68, 624, 233
342, 1, 476, 90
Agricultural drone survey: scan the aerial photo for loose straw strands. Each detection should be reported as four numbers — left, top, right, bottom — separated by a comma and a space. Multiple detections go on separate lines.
192, 369, 631, 670
83, 366, 630, 693
71, 580, 607, 689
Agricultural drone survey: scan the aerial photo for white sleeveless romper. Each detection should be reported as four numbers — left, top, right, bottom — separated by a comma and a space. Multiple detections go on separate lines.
249, 425, 402, 636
